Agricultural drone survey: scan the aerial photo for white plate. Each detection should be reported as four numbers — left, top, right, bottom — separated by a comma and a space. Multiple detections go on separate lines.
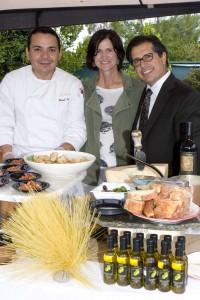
129, 202, 200, 224
91, 182, 130, 200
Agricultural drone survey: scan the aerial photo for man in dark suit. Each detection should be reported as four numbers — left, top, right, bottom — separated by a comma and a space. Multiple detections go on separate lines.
126, 35, 200, 177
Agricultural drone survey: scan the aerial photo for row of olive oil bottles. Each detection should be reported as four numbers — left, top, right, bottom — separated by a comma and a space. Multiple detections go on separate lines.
103, 230, 187, 294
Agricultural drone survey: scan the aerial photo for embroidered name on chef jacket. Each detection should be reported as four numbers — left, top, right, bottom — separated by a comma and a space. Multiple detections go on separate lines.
59, 93, 70, 101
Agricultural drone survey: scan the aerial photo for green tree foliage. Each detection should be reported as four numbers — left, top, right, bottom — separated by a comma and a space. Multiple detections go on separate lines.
86, 14, 200, 62
0, 25, 85, 81
0, 29, 30, 81
153, 15, 200, 61
183, 69, 200, 92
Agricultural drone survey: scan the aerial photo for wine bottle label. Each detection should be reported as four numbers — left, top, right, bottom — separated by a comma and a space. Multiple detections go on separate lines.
172, 270, 185, 289
158, 269, 171, 286
130, 257, 139, 266
117, 256, 128, 264
180, 153, 197, 173
172, 262, 184, 271
144, 266, 157, 285
130, 266, 143, 282
117, 263, 129, 282
104, 253, 114, 263
104, 262, 115, 280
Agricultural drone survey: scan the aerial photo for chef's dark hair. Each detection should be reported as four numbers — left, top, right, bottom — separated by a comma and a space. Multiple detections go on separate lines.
86, 29, 125, 71
27, 26, 61, 50
126, 35, 169, 67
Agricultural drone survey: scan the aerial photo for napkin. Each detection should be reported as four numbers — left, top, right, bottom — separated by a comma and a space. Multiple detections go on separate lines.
188, 252, 200, 279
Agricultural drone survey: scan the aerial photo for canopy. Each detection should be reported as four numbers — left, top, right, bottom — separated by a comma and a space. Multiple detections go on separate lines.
0, 0, 200, 30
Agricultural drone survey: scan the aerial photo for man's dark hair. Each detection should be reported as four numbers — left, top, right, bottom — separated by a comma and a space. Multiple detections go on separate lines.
126, 35, 169, 67
27, 26, 61, 50
86, 29, 125, 71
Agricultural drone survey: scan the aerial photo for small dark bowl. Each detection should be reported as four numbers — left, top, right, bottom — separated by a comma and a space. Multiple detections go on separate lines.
0, 177, 10, 187
1, 164, 30, 174
12, 181, 50, 193
9, 171, 42, 182
0, 169, 9, 178
2, 158, 25, 165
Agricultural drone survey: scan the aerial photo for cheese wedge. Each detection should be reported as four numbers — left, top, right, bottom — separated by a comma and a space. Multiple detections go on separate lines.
105, 164, 168, 183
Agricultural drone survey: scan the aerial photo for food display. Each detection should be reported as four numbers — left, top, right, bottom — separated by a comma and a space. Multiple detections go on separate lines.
124, 183, 192, 219
91, 182, 130, 200
24, 150, 96, 178
1, 164, 30, 173
6, 166, 22, 172
2, 158, 25, 165
18, 180, 43, 192
12, 180, 50, 193
30, 152, 88, 164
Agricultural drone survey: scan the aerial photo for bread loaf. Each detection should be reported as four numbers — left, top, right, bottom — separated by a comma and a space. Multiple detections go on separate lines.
124, 185, 192, 219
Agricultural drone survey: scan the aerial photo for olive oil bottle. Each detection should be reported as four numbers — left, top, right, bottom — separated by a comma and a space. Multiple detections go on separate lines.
130, 238, 143, 289
158, 240, 171, 292
177, 236, 188, 285
164, 234, 173, 261
123, 231, 132, 255
136, 232, 145, 260
172, 242, 186, 294
110, 229, 118, 251
150, 234, 160, 261
117, 236, 129, 286
103, 234, 117, 285
143, 239, 158, 290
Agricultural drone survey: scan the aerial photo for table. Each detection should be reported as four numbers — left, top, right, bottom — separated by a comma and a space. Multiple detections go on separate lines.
0, 260, 199, 300
0, 171, 86, 203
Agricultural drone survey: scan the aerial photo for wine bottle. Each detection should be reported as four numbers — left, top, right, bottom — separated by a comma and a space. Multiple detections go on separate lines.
130, 238, 143, 289
103, 235, 117, 285
117, 236, 129, 286
171, 242, 186, 294
180, 122, 197, 175
158, 240, 171, 292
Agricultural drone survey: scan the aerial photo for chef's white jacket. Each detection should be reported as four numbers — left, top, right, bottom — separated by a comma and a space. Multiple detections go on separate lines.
0, 65, 86, 157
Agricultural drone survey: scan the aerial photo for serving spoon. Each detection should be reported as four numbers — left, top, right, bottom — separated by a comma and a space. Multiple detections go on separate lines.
124, 153, 164, 178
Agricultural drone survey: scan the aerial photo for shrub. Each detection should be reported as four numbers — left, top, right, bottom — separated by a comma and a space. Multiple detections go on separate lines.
183, 69, 200, 92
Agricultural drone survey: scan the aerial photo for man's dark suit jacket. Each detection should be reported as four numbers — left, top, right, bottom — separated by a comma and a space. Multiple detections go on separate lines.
132, 73, 200, 177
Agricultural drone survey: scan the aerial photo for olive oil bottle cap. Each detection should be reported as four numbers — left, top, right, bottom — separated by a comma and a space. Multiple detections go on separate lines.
120, 236, 127, 251
107, 234, 114, 250
136, 232, 144, 247
124, 231, 131, 245
133, 238, 140, 252
175, 241, 184, 256
164, 235, 172, 247
146, 239, 154, 254
161, 240, 169, 255
110, 229, 118, 245
177, 236, 186, 250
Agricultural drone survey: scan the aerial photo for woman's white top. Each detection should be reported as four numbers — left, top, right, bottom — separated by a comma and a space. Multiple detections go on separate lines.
96, 85, 123, 168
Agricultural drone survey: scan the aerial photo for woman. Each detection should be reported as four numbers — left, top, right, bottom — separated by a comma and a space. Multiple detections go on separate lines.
82, 29, 144, 191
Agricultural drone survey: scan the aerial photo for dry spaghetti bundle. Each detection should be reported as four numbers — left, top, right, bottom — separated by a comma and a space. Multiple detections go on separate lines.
1, 193, 100, 286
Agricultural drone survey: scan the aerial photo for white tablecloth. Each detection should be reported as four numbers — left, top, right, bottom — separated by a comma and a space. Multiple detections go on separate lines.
0, 171, 86, 202
0, 261, 199, 300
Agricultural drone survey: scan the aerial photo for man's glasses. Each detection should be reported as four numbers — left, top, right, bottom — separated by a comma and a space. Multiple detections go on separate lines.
132, 53, 154, 67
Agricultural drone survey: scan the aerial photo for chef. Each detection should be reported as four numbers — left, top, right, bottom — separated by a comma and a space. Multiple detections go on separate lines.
0, 26, 86, 160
